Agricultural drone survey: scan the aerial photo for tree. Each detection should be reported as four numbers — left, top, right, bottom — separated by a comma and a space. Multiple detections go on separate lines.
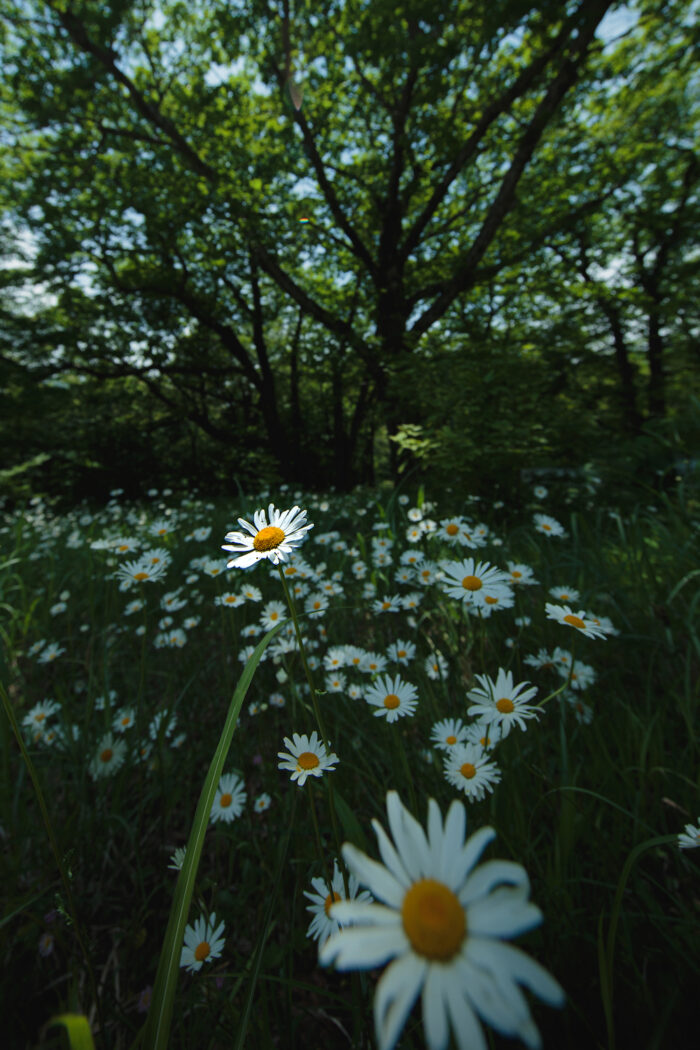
1, 0, 620, 489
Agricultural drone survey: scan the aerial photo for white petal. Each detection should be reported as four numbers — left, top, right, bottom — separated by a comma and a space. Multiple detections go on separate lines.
460, 859, 529, 905
371, 817, 413, 886
374, 953, 426, 1050
468, 938, 565, 1007
455, 955, 524, 1038
330, 901, 398, 926
426, 798, 445, 870
422, 965, 449, 1050
386, 791, 432, 879
445, 826, 495, 889
440, 800, 467, 887
229, 550, 262, 569
443, 970, 487, 1050
342, 843, 406, 907
319, 923, 407, 970
467, 890, 542, 938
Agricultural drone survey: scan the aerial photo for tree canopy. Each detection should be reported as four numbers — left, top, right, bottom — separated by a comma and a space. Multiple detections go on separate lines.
1, 0, 698, 499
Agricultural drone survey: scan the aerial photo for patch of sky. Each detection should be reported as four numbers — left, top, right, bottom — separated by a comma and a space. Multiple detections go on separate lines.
596, 5, 639, 47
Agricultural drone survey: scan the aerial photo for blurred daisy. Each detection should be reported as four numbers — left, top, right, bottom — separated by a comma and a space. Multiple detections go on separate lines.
678, 819, 700, 849
424, 652, 448, 681
533, 485, 548, 498
116, 556, 168, 589
545, 604, 607, 640
89, 732, 127, 779
210, 772, 247, 823
430, 717, 469, 752
364, 674, 418, 723
180, 913, 226, 974
360, 651, 388, 675
278, 732, 339, 786
443, 742, 502, 800
304, 858, 374, 948
326, 672, 347, 693
464, 722, 502, 749
320, 791, 564, 1050
254, 793, 272, 813
222, 504, 313, 569
38, 642, 66, 664
113, 708, 136, 733
23, 699, 60, 733
169, 846, 186, 871
549, 586, 580, 604
534, 514, 566, 538
240, 583, 263, 602
507, 563, 538, 586
466, 669, 540, 737
373, 595, 402, 614
305, 593, 329, 619
215, 592, 245, 609
386, 639, 416, 666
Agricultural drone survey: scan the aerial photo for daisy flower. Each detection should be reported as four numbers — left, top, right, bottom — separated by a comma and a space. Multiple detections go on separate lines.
549, 586, 580, 604
304, 858, 374, 948
466, 669, 540, 737
180, 913, 226, 973
324, 646, 348, 671
222, 504, 313, 569
424, 652, 449, 681
169, 846, 186, 871
326, 672, 347, 693
22, 699, 60, 732
386, 639, 416, 666
116, 556, 169, 589
359, 651, 388, 675
439, 559, 510, 606
436, 517, 469, 544
37, 642, 66, 664
305, 593, 329, 619
373, 595, 402, 614
89, 732, 127, 779
320, 791, 564, 1050
260, 600, 286, 630
113, 708, 136, 733
545, 604, 608, 640
277, 731, 339, 786
443, 742, 502, 800
364, 674, 419, 723
464, 721, 502, 749
534, 513, 566, 538
507, 563, 538, 586
215, 592, 246, 609
254, 793, 272, 813
678, 819, 700, 849
430, 717, 469, 752
210, 773, 247, 823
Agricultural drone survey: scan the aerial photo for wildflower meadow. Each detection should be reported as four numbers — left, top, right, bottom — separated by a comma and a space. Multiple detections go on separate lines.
2, 475, 699, 1049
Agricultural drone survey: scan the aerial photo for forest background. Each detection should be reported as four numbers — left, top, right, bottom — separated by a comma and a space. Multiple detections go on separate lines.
0, 0, 698, 503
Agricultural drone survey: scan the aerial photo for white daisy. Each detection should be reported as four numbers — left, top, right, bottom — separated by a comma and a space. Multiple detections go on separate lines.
254, 793, 272, 813
430, 718, 469, 752
180, 913, 226, 973
466, 669, 540, 737
210, 772, 247, 823
386, 639, 416, 666
304, 858, 373, 947
545, 604, 608, 640
277, 731, 339, 786
678, 819, 700, 850
320, 792, 564, 1050
88, 732, 127, 780
443, 743, 502, 800
534, 514, 566, 538
222, 504, 313, 569
439, 559, 510, 607
364, 675, 419, 723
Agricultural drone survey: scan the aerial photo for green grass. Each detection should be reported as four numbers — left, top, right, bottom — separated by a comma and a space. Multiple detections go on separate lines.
1, 477, 698, 1049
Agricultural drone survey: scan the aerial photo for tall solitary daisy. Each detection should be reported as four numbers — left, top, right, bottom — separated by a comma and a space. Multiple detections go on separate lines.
320, 791, 564, 1050
180, 913, 226, 973
222, 504, 313, 569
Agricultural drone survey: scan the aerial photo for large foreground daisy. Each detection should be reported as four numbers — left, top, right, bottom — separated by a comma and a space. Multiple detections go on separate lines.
320, 791, 564, 1050
222, 504, 313, 569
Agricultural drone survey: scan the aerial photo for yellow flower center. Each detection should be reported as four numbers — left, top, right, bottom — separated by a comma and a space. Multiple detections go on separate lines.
382, 601, 391, 610
559, 593, 569, 600
284, 565, 297, 575
446, 524, 459, 536
194, 941, 210, 962
446, 734, 457, 745
36, 713, 46, 722
543, 524, 552, 531
480, 736, 490, 747
297, 751, 320, 770
324, 890, 342, 917
484, 595, 498, 605
314, 602, 321, 609
100, 748, 113, 763
511, 570, 522, 578
220, 792, 232, 808
121, 717, 130, 726
564, 613, 585, 629
225, 596, 236, 603
460, 762, 476, 779
496, 697, 514, 713
398, 650, 406, 658
253, 525, 285, 552
134, 572, 149, 581
462, 575, 482, 591
401, 878, 466, 961
384, 694, 400, 709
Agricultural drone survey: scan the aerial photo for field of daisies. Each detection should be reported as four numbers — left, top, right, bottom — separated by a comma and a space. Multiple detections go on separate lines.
2, 477, 699, 1050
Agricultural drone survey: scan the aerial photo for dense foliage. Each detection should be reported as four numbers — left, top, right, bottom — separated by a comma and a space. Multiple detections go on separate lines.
1, 0, 698, 501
